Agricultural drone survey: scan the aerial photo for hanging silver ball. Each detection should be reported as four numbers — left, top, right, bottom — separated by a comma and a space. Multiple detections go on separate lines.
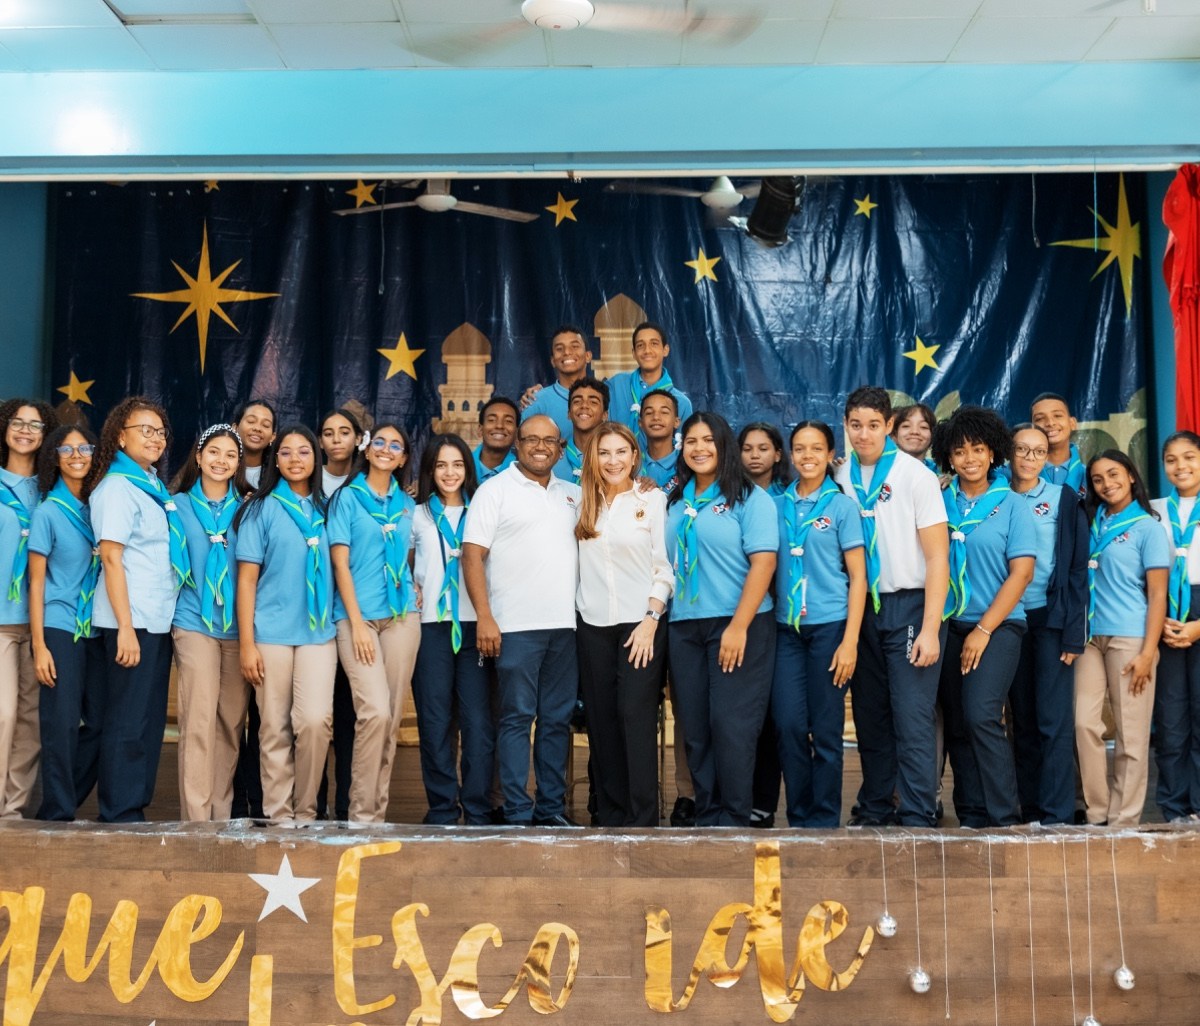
909, 967, 932, 994
1082, 1015, 1101, 1026
877, 912, 898, 938
1113, 964, 1136, 991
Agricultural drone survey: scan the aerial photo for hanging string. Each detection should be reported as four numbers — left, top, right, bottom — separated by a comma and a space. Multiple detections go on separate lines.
911, 835, 923, 969
1110, 835, 1128, 970
1063, 839, 1079, 1026
1084, 837, 1095, 1019
1026, 839, 1037, 1026
987, 841, 999, 1026
877, 831, 896, 935
939, 835, 951, 1020
1092, 163, 1099, 253
1030, 173, 1040, 248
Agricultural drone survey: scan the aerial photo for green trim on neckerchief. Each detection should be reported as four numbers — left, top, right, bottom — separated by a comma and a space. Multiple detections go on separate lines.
46, 478, 98, 641
849, 437, 898, 613
347, 472, 413, 619
674, 479, 719, 603
1086, 503, 1151, 640
271, 480, 328, 632
782, 476, 841, 629
1167, 488, 1200, 621
942, 476, 1011, 620
0, 476, 32, 603
429, 494, 467, 653
106, 449, 192, 591
187, 480, 239, 633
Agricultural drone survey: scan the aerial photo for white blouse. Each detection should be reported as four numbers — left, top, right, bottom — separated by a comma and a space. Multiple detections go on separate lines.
412, 502, 478, 625
576, 487, 674, 627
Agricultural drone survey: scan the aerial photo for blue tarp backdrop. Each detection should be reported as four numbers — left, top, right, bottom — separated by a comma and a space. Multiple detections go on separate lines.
49, 173, 1146, 469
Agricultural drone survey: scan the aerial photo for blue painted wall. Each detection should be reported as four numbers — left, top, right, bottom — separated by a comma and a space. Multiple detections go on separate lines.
0, 182, 48, 398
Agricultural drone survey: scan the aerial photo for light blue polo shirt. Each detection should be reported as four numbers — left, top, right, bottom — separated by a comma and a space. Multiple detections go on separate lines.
522, 382, 572, 439
90, 471, 176, 634
605, 370, 693, 432
773, 489, 863, 627
666, 485, 779, 622
953, 486, 1038, 624
642, 448, 679, 491
1090, 512, 1171, 637
0, 469, 37, 624
327, 484, 417, 622
552, 440, 585, 483
235, 491, 335, 646
28, 494, 96, 637
172, 490, 239, 640
1013, 479, 1061, 610
473, 445, 515, 484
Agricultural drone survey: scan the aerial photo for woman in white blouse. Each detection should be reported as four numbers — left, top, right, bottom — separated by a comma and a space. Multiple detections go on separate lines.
575, 422, 673, 826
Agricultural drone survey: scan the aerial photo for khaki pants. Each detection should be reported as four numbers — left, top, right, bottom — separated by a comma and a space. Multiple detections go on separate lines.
173, 627, 249, 821
0, 624, 39, 818
1074, 635, 1157, 827
335, 616, 421, 823
256, 640, 337, 822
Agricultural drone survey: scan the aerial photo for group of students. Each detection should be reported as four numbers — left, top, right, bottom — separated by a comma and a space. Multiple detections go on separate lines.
0, 322, 1196, 830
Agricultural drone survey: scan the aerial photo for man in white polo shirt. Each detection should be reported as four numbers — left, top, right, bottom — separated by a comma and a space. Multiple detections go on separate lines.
463, 414, 583, 826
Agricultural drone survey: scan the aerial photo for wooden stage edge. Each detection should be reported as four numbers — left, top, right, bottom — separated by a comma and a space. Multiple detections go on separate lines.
2, 821, 1199, 1026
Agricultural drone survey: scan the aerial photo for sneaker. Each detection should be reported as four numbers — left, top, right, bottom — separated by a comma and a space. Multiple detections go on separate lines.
750, 809, 775, 829
670, 796, 696, 827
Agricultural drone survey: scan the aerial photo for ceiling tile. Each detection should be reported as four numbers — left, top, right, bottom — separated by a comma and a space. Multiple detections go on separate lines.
129, 23, 284, 67
816, 17, 970, 63
548, 23, 682, 66
1086, 13, 1200, 56
405, 19, 549, 66
0, 26, 155, 68
710, 0, 836, 14
269, 22, 416, 68
0, 0, 119, 28
950, 16, 1112, 61
249, 0, 397, 24
110, 0, 251, 15
834, 0, 979, 18
682, 18, 823, 65
400, 0, 525, 23
977, 0, 1135, 14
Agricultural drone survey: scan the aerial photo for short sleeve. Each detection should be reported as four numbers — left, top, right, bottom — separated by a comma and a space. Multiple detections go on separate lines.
1142, 516, 1172, 570
463, 477, 503, 550
89, 479, 137, 546
834, 493, 865, 551
235, 503, 267, 565
911, 466, 950, 530
740, 487, 781, 556
1005, 496, 1039, 559
28, 504, 55, 557
327, 489, 356, 548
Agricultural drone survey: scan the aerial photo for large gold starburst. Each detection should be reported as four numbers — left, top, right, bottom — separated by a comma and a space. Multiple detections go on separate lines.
1050, 172, 1141, 317
132, 222, 279, 371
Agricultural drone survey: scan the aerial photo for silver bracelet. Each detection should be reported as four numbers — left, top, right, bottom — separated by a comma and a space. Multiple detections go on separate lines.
975, 624, 993, 637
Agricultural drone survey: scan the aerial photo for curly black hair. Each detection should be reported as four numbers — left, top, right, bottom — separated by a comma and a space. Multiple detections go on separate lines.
930, 405, 1013, 474
0, 397, 58, 469
82, 396, 171, 499
36, 423, 98, 498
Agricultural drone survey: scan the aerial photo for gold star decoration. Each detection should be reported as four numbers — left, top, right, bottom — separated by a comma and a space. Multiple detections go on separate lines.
903, 335, 940, 375
377, 332, 425, 381
545, 192, 579, 226
854, 195, 878, 218
346, 180, 378, 208
131, 222, 279, 373
204, 180, 219, 193
57, 370, 95, 405
684, 248, 721, 284
1050, 172, 1141, 317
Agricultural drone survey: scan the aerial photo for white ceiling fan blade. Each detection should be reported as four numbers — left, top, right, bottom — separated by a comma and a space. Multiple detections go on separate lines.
333, 200, 419, 216
587, 4, 760, 42
605, 180, 705, 199
404, 20, 532, 65
453, 200, 540, 223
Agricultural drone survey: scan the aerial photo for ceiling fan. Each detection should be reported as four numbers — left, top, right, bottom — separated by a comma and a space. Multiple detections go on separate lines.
333, 179, 539, 223
409, 0, 762, 63
604, 175, 761, 213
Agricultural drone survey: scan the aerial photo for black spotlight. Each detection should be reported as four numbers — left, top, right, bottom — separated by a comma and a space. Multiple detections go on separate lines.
746, 176, 800, 249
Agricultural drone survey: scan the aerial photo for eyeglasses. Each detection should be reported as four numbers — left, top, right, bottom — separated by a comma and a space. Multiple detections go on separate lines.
55, 444, 95, 458
1014, 445, 1049, 459
277, 447, 314, 459
370, 438, 407, 454
124, 423, 167, 440
9, 418, 45, 434
518, 435, 562, 449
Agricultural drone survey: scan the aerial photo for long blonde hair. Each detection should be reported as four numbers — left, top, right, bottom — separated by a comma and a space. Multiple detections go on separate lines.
576, 423, 643, 541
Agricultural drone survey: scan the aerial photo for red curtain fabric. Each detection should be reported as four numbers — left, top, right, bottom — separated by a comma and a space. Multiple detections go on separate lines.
1164, 164, 1200, 432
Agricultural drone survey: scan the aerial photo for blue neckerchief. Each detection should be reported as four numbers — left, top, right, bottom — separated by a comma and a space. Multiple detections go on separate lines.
271, 480, 328, 632
942, 476, 1011, 619
0, 477, 32, 603
628, 366, 675, 418
564, 439, 584, 479
782, 477, 841, 630
45, 479, 98, 641
347, 472, 413, 619
924, 457, 939, 474
674, 480, 719, 603
1043, 443, 1085, 495
848, 438, 899, 613
429, 494, 467, 654
1167, 489, 1200, 621
107, 450, 191, 591
1087, 503, 1151, 639
187, 481, 239, 633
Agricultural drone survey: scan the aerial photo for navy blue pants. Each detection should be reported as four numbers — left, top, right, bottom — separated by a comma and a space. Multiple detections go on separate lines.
1009, 606, 1077, 824
1155, 585, 1200, 820
939, 620, 1024, 828
668, 612, 775, 826
412, 620, 496, 825
771, 619, 847, 828
317, 660, 355, 820
36, 628, 103, 821
495, 628, 578, 823
576, 617, 665, 827
851, 590, 945, 827
97, 628, 172, 823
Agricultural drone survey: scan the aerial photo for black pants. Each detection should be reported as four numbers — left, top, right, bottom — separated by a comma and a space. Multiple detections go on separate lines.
36, 628, 103, 821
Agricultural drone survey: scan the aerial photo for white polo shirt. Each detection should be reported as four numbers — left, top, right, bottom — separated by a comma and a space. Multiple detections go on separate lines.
463, 462, 581, 632
1152, 495, 1200, 585
835, 448, 947, 594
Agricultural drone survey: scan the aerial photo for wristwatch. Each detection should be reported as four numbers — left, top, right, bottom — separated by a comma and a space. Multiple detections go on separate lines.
646, 609, 663, 621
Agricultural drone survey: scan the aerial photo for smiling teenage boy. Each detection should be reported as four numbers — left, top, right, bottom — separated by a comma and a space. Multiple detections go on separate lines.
834, 386, 950, 827
606, 322, 693, 440
521, 325, 593, 440
474, 396, 518, 484
554, 378, 610, 482
1031, 392, 1086, 496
